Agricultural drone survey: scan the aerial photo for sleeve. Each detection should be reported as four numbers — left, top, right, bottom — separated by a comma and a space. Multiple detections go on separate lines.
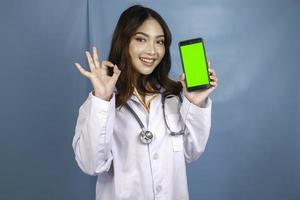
180, 95, 212, 163
72, 92, 115, 176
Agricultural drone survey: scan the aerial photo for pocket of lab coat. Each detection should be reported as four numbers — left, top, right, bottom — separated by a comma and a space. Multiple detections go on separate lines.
166, 114, 184, 152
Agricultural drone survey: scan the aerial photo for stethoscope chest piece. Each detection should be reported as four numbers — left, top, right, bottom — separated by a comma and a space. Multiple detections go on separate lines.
139, 130, 153, 144
125, 92, 184, 145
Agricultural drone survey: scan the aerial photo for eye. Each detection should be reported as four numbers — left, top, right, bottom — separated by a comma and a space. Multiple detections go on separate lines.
157, 40, 165, 45
135, 37, 146, 42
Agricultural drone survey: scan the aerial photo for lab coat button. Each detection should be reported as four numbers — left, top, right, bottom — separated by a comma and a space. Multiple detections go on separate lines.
153, 153, 159, 160
156, 185, 162, 193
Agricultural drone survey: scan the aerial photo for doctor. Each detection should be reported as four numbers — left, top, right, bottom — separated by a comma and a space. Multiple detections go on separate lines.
73, 5, 218, 200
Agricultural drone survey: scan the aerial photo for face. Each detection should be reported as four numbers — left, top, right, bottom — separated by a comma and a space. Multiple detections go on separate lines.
129, 17, 165, 76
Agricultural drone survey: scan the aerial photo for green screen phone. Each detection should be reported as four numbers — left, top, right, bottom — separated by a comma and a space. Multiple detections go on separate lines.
179, 38, 210, 91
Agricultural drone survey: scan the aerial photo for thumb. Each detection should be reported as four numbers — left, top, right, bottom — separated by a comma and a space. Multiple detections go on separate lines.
179, 73, 186, 89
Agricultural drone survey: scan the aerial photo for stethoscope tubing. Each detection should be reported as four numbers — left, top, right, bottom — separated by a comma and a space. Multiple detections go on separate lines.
124, 92, 185, 144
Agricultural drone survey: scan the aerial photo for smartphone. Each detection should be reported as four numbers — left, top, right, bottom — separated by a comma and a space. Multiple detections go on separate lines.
178, 38, 210, 91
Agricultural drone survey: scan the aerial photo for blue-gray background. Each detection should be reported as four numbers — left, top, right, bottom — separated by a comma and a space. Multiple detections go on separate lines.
0, 0, 299, 199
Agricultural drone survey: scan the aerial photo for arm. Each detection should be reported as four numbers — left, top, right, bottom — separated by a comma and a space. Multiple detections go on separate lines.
180, 95, 212, 163
73, 47, 121, 175
178, 63, 217, 163
72, 92, 115, 175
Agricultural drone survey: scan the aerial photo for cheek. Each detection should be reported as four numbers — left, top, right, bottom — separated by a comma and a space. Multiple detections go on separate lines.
129, 42, 145, 57
158, 48, 165, 61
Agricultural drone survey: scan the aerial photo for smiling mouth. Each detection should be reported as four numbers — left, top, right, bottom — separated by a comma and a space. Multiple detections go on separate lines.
139, 57, 156, 66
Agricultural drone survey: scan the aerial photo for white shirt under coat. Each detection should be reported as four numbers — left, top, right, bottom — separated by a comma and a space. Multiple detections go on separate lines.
72, 91, 212, 200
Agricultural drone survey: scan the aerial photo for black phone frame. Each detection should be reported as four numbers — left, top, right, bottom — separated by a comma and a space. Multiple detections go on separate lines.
178, 37, 211, 91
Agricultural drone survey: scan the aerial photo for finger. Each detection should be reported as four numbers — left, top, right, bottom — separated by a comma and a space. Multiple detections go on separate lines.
210, 81, 217, 87
74, 63, 90, 78
85, 51, 96, 71
208, 68, 216, 77
178, 73, 183, 83
209, 74, 218, 82
111, 65, 121, 83
93, 47, 100, 68
113, 64, 121, 74
209, 71, 218, 82
208, 67, 215, 73
210, 75, 218, 86
179, 73, 185, 81
100, 60, 115, 75
101, 60, 115, 68
179, 73, 187, 91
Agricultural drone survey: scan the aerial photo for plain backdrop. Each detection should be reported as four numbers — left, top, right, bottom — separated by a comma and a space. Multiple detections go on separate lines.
0, 0, 299, 199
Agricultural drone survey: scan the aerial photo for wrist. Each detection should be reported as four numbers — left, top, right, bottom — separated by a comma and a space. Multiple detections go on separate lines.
188, 96, 208, 108
198, 97, 208, 108
93, 91, 112, 101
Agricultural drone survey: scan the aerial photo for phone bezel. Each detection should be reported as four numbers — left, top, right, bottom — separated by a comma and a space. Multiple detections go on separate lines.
178, 37, 211, 91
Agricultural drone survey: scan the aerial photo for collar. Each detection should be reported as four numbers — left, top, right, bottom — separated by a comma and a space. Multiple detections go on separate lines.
131, 87, 159, 112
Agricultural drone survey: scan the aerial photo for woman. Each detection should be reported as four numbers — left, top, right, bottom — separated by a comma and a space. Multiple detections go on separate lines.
73, 4, 218, 200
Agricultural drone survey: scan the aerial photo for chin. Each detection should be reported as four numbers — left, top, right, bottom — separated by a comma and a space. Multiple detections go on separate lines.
135, 66, 157, 76
133, 60, 160, 76
140, 68, 156, 75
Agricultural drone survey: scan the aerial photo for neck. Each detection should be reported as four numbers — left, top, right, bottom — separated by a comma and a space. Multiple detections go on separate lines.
132, 73, 156, 97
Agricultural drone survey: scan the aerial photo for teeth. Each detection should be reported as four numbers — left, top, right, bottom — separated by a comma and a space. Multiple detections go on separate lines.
140, 57, 155, 64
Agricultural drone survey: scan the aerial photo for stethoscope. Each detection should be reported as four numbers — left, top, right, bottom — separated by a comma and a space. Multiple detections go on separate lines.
124, 92, 185, 145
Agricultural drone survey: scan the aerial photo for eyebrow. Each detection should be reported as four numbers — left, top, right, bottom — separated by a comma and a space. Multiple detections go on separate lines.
135, 32, 165, 38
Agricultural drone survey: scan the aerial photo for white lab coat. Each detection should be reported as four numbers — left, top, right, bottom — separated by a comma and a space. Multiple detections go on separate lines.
72, 91, 211, 200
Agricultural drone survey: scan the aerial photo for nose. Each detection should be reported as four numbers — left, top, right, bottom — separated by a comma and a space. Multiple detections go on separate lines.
145, 41, 156, 55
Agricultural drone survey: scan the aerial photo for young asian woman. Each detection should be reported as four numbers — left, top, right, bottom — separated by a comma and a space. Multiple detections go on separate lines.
73, 4, 218, 200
